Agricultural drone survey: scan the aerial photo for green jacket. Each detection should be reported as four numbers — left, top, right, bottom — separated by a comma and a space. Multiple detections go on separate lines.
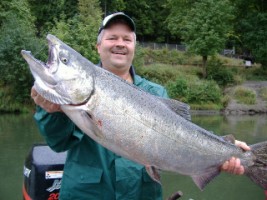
34, 69, 168, 200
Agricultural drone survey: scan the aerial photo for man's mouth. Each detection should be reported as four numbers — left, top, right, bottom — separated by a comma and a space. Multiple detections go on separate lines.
112, 51, 126, 55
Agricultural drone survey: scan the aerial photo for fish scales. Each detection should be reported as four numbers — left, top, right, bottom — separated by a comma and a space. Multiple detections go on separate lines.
87, 66, 249, 174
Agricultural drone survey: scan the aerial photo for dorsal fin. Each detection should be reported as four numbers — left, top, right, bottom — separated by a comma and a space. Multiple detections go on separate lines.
221, 134, 236, 144
158, 97, 191, 121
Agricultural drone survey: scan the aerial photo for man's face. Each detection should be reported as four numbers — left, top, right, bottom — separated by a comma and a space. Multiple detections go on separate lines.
97, 23, 135, 74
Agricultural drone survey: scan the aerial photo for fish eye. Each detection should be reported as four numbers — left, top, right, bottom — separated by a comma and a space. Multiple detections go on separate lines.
61, 57, 68, 64
59, 51, 69, 64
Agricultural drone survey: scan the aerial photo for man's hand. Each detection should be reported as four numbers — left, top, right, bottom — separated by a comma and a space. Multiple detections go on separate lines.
31, 87, 61, 113
221, 140, 251, 175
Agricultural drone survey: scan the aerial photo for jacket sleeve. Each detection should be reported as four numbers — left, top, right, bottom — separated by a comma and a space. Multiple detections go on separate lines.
34, 106, 85, 152
160, 88, 169, 98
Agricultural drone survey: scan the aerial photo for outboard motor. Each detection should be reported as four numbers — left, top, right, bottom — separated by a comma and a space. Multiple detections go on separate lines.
23, 144, 67, 200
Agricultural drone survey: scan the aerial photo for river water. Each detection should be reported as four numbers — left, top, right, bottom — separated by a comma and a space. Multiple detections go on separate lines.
0, 113, 266, 199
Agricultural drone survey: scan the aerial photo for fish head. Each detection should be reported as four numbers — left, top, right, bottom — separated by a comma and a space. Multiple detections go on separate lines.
21, 34, 95, 105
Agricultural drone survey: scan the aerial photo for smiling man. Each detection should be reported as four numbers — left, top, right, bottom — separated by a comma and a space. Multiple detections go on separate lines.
31, 12, 249, 200
96, 13, 136, 83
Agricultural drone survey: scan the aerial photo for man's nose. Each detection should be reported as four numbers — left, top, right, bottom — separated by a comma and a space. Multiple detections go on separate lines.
115, 38, 125, 46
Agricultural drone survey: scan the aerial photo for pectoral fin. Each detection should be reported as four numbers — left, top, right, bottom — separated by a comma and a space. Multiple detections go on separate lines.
145, 165, 161, 185
61, 105, 103, 139
79, 110, 104, 138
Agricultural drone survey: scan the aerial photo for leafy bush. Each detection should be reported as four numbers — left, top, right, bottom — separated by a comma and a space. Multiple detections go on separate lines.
167, 76, 222, 109
167, 77, 188, 102
206, 57, 235, 87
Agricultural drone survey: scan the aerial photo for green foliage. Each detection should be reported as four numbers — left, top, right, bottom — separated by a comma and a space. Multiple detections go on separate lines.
100, 0, 126, 14
233, 0, 267, 67
167, 76, 222, 108
137, 63, 181, 85
1, 0, 267, 113
260, 87, 267, 101
233, 86, 256, 105
138, 48, 190, 65
0, 0, 44, 105
27, 0, 77, 35
167, 0, 234, 57
0, 84, 33, 113
123, 0, 171, 42
167, 0, 234, 77
50, 0, 102, 63
166, 77, 188, 102
239, 12, 267, 67
133, 43, 145, 71
222, 94, 231, 108
206, 57, 235, 87
242, 67, 267, 80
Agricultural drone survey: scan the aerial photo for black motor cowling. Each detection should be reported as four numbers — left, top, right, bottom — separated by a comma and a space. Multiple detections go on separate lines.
23, 144, 66, 200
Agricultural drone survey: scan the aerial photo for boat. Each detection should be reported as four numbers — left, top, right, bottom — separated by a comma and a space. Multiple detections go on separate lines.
23, 144, 66, 200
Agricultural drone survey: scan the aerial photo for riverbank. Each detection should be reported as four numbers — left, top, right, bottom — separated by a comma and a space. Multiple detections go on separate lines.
224, 81, 267, 115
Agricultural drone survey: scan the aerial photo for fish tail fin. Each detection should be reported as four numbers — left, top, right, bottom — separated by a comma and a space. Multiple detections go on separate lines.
246, 141, 267, 189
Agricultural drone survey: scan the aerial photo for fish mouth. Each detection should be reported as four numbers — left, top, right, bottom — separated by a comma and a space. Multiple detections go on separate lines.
21, 50, 57, 86
21, 34, 62, 86
46, 34, 61, 71
22, 34, 95, 105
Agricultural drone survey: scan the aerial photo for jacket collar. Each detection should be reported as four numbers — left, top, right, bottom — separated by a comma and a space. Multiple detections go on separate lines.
97, 62, 138, 84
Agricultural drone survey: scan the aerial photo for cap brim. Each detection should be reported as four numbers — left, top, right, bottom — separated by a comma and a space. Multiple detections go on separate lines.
98, 12, 135, 35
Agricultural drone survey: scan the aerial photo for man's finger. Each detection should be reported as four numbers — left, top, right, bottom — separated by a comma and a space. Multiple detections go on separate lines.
235, 140, 251, 151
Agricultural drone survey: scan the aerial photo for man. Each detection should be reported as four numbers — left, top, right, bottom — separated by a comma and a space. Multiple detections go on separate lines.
31, 12, 250, 200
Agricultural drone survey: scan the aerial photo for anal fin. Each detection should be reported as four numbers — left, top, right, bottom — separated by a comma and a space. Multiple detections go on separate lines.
192, 168, 220, 190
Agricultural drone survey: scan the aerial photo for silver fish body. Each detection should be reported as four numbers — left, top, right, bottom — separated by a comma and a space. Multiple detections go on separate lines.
21, 34, 267, 190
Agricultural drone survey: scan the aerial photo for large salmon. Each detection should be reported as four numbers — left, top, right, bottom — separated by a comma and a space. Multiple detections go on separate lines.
21, 34, 267, 190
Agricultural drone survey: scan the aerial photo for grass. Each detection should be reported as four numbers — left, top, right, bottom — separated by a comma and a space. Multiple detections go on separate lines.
233, 86, 256, 105
260, 87, 267, 101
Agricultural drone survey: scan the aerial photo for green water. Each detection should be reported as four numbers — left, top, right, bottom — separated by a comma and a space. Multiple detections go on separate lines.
161, 114, 267, 200
0, 113, 266, 200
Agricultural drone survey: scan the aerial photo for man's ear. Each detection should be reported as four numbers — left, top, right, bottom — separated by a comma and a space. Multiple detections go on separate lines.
96, 44, 100, 53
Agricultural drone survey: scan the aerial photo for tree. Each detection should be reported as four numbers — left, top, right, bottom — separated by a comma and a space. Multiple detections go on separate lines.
167, 0, 234, 77
99, 0, 126, 16
233, 0, 267, 68
0, 0, 44, 104
27, 0, 77, 36
50, 0, 102, 63
99, 0, 172, 43
239, 12, 267, 68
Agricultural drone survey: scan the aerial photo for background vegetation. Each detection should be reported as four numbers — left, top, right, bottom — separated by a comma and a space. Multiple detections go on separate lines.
0, 0, 267, 113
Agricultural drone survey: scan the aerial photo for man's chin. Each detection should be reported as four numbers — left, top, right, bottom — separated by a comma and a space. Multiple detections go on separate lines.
111, 61, 130, 69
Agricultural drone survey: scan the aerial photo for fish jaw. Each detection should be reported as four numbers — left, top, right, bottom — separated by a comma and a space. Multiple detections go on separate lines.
21, 34, 95, 105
